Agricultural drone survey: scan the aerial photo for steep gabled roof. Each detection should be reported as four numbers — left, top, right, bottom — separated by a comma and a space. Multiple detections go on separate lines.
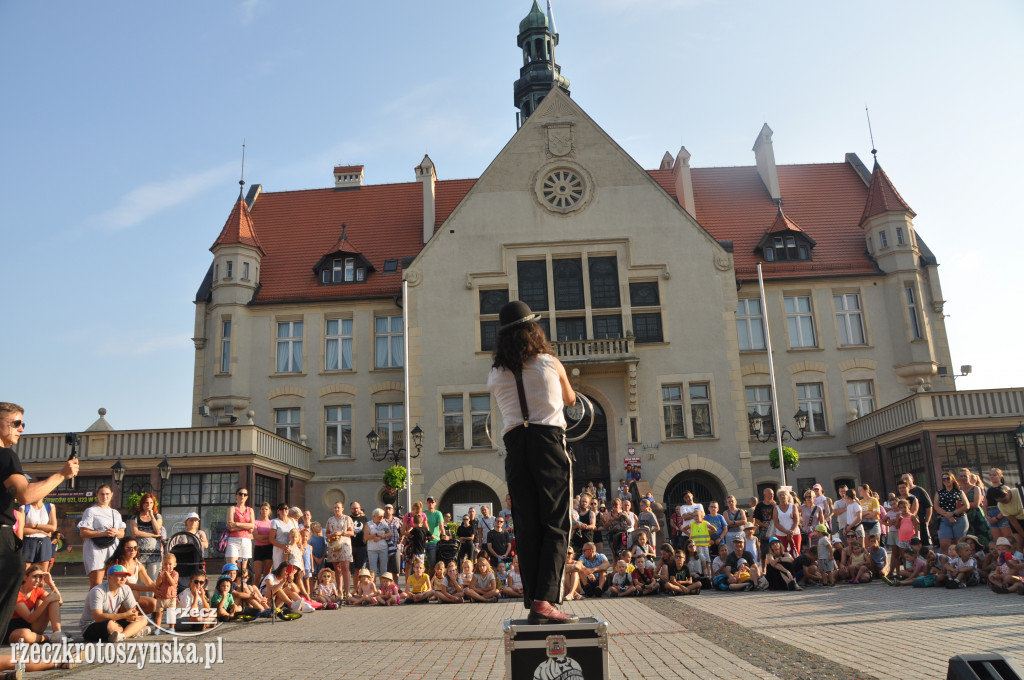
861, 161, 916, 223
244, 179, 474, 304
211, 193, 264, 254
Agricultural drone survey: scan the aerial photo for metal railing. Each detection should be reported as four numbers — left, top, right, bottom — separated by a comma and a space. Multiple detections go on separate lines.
848, 388, 1024, 444
16, 425, 310, 469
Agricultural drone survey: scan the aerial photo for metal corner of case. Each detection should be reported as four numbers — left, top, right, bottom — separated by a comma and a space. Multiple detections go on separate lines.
502, 617, 513, 637
596, 619, 608, 635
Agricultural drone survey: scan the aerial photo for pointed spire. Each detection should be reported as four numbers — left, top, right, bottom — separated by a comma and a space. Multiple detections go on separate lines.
860, 161, 915, 224
326, 223, 360, 255
211, 193, 264, 254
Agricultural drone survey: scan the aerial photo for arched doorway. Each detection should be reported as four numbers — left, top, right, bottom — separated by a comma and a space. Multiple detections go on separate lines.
568, 395, 609, 496
439, 481, 502, 520
664, 470, 727, 512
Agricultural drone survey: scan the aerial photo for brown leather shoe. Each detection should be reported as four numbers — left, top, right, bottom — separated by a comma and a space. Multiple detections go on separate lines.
527, 601, 579, 625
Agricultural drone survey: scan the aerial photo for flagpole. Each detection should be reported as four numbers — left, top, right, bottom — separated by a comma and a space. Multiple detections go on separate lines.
547, 0, 557, 91
757, 263, 787, 489
402, 278, 412, 513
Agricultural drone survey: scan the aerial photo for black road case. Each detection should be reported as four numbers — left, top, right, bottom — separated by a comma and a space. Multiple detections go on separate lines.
503, 616, 609, 680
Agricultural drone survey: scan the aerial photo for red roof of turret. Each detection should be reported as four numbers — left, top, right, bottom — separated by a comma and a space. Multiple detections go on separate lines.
861, 161, 915, 223
211, 194, 264, 255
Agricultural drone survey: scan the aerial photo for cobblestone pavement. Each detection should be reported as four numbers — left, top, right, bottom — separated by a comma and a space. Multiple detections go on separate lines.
6, 577, 1022, 679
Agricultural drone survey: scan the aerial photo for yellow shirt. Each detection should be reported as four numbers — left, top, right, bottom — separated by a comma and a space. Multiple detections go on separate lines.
860, 496, 880, 520
407, 572, 431, 594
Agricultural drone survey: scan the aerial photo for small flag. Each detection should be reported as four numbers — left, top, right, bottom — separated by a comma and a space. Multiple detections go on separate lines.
546, 0, 557, 35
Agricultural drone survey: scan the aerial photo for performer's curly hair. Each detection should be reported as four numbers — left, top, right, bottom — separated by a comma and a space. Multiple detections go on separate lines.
491, 323, 553, 373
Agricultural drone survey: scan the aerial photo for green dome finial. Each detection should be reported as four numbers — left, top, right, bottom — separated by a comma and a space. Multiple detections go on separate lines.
519, 0, 548, 33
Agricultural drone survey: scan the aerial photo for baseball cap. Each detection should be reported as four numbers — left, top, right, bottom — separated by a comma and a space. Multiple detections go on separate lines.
384, 504, 394, 509
107, 564, 129, 576
732, 535, 745, 543
426, 496, 436, 502
813, 523, 829, 534
185, 512, 200, 520
812, 484, 823, 491
996, 537, 1012, 547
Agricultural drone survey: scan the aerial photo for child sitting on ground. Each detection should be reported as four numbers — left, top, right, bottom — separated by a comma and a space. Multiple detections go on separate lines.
153, 553, 178, 632
501, 555, 524, 599
608, 560, 637, 597
403, 559, 433, 603
438, 561, 464, 603
459, 558, 476, 590
664, 550, 702, 595
211, 576, 241, 621
312, 569, 341, 608
892, 546, 928, 586
429, 561, 448, 602
944, 542, 980, 588
793, 544, 821, 586
348, 568, 379, 606
633, 554, 659, 595
865, 534, 888, 581
464, 557, 500, 602
814, 525, 836, 586
378, 572, 401, 606
988, 537, 1022, 593
493, 561, 509, 590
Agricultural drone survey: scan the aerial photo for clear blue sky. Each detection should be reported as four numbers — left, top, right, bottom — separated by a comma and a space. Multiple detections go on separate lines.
3, 1, 1022, 434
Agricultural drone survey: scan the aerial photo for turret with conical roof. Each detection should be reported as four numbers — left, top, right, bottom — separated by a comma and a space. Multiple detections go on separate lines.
860, 160, 919, 273
514, 0, 570, 126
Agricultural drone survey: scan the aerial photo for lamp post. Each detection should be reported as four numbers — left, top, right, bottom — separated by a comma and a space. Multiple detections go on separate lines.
749, 410, 809, 445
157, 457, 172, 506
366, 425, 424, 464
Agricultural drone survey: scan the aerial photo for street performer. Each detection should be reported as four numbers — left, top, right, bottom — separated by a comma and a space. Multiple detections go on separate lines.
488, 301, 579, 625
1, 402, 79, 636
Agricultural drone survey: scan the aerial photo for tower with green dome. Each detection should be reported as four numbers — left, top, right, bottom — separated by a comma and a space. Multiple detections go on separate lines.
514, 0, 570, 126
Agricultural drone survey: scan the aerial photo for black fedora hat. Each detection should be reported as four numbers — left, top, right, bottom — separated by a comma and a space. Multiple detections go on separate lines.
499, 300, 540, 331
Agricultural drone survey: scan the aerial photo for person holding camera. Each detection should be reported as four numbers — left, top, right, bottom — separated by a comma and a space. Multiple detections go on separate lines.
78, 485, 126, 587
1, 402, 80, 639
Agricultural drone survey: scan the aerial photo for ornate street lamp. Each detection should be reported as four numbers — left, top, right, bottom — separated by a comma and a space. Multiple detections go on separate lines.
367, 425, 424, 464
749, 409, 808, 444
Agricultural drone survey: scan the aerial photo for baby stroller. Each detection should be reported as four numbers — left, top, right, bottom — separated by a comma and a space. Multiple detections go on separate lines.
166, 531, 206, 592
436, 536, 459, 565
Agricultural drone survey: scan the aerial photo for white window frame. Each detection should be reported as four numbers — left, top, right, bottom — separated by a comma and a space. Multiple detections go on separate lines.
324, 405, 352, 458
219, 319, 231, 374
689, 383, 712, 438
847, 380, 875, 419
276, 320, 303, 373
879, 230, 888, 248
745, 385, 773, 438
736, 298, 766, 351
325, 318, 354, 371
242, 262, 249, 280
275, 408, 301, 442
905, 285, 923, 340
796, 383, 828, 434
375, 403, 404, 449
442, 395, 464, 450
834, 293, 866, 347
661, 385, 685, 439
896, 227, 905, 245
784, 295, 817, 348
226, 260, 233, 278
375, 315, 404, 369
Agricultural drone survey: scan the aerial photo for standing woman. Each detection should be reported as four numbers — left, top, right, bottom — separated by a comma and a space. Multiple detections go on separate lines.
934, 471, 969, 552
723, 496, 747, 549
129, 493, 163, 582
857, 484, 882, 544
799, 490, 822, 549
487, 301, 578, 625
77, 485, 125, 587
252, 502, 274, 585
21, 498, 56, 571
225, 487, 255, 573
986, 469, 1013, 542
325, 501, 354, 598
957, 468, 991, 547
773, 490, 801, 557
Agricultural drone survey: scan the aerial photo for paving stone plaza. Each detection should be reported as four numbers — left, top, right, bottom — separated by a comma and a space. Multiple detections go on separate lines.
11, 576, 1023, 679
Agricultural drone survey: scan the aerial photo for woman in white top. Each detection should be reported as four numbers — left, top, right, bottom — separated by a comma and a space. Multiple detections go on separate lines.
21, 499, 56, 570
77, 485, 126, 587
269, 503, 297, 569
364, 508, 390, 580
772, 490, 801, 557
487, 301, 578, 625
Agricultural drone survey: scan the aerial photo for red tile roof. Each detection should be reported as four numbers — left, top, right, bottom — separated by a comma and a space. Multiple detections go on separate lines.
861, 161, 915, 223
211, 194, 264, 254
688, 163, 879, 281
333, 165, 364, 174
231, 159, 886, 304
769, 208, 808, 235
246, 179, 474, 304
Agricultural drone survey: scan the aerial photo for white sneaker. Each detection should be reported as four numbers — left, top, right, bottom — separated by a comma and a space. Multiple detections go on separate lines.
108, 631, 125, 643
138, 626, 154, 637
289, 599, 303, 613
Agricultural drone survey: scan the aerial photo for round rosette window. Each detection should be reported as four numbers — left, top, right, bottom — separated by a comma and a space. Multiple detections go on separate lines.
535, 164, 592, 214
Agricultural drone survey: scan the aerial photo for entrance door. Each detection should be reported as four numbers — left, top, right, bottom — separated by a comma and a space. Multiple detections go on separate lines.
664, 470, 727, 511
569, 396, 609, 495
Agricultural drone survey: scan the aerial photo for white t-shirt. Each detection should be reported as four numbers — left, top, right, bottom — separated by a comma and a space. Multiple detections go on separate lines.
271, 518, 296, 546
833, 499, 848, 530
679, 504, 704, 533
80, 584, 137, 632
488, 354, 567, 436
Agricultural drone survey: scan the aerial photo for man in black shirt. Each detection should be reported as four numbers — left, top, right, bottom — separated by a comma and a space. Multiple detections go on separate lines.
724, 535, 764, 589
486, 516, 511, 566
752, 488, 776, 557
1, 402, 78, 636
902, 473, 933, 547
349, 502, 368, 572
572, 493, 596, 556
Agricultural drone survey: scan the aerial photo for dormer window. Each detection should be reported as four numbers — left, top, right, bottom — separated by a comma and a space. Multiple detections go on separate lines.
383, 259, 398, 273
757, 210, 816, 263
316, 254, 373, 285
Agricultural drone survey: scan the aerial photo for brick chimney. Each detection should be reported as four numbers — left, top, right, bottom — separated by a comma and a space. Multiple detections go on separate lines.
752, 124, 781, 203
333, 165, 364, 189
415, 154, 436, 244
672, 146, 696, 219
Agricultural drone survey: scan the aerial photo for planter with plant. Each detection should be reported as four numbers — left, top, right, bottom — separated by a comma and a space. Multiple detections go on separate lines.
383, 465, 408, 496
769, 446, 800, 470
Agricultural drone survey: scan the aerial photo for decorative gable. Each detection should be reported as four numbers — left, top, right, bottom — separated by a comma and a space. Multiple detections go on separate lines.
756, 208, 816, 262
312, 226, 376, 284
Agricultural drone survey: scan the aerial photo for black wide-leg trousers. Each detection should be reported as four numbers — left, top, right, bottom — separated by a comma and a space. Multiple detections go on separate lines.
0, 527, 25, 633
503, 424, 572, 609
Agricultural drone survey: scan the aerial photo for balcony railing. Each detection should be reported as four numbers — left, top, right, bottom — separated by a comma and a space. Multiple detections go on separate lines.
552, 337, 637, 363
16, 425, 310, 470
848, 388, 1024, 445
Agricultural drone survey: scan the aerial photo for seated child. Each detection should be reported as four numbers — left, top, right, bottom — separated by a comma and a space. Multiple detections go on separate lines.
438, 561, 465, 603
608, 560, 637, 597
348, 568, 379, 606
403, 559, 433, 603
814, 525, 836, 586
464, 557, 500, 603
377, 572, 401, 606
312, 569, 342, 608
632, 554, 659, 595
500, 555, 524, 599
865, 534, 888, 580
211, 576, 241, 621
988, 536, 1023, 593
891, 546, 928, 586
793, 544, 821, 586
943, 542, 980, 588
664, 550, 701, 595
